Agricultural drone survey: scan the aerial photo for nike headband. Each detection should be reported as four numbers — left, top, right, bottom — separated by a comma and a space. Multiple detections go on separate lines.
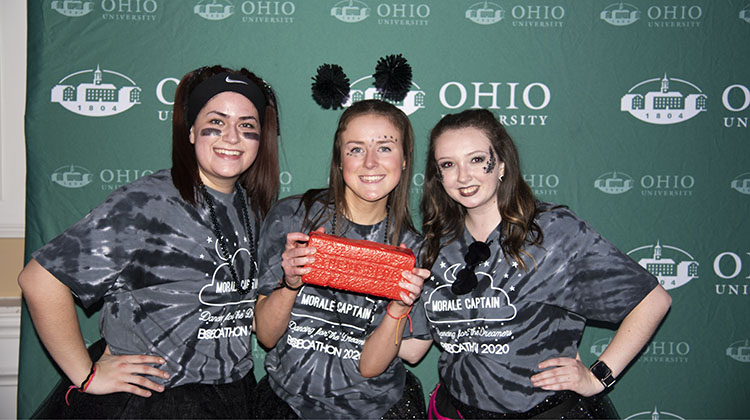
186, 71, 267, 128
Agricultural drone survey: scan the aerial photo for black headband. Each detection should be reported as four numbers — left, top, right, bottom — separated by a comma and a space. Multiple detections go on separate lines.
186, 72, 267, 128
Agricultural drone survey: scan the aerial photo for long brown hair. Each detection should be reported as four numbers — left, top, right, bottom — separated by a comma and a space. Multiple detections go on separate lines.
300, 99, 416, 245
421, 109, 542, 270
171, 65, 280, 219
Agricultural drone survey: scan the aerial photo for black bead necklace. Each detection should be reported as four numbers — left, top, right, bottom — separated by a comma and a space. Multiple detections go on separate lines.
201, 183, 256, 295
329, 206, 389, 338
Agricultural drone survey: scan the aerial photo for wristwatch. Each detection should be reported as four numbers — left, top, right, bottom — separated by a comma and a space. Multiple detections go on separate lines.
589, 360, 616, 388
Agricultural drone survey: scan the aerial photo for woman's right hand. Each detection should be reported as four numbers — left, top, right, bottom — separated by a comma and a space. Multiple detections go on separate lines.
86, 346, 171, 397
280, 228, 322, 288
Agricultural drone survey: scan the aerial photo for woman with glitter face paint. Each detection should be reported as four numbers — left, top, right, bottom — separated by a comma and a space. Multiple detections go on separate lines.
18, 65, 280, 418
253, 99, 431, 419
397, 109, 671, 419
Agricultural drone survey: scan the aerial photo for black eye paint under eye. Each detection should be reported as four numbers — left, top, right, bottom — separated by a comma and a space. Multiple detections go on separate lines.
200, 128, 222, 137
242, 132, 260, 141
484, 148, 496, 174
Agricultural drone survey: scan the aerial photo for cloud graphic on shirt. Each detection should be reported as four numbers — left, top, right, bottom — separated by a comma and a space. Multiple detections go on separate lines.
424, 263, 517, 324
199, 245, 257, 308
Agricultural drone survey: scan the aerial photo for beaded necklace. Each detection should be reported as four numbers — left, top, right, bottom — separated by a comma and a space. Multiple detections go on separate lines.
200, 183, 256, 295
329, 206, 389, 338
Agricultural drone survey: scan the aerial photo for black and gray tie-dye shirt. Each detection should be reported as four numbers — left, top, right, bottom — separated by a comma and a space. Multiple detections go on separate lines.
421, 203, 657, 413
33, 169, 258, 387
257, 194, 430, 419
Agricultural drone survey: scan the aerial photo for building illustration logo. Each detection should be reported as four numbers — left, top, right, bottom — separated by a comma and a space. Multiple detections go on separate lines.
466, 1, 504, 25
51, 165, 94, 188
51, 0, 94, 17
740, 5, 750, 23
600, 2, 640, 26
345, 76, 425, 116
625, 407, 685, 420
51, 65, 141, 117
621, 74, 707, 125
726, 339, 750, 362
595, 171, 634, 194
331, 0, 370, 23
731, 173, 750, 195
627, 242, 699, 290
194, 0, 234, 20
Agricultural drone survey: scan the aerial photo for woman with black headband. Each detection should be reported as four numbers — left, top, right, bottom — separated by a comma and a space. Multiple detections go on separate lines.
397, 109, 671, 419
18, 65, 280, 418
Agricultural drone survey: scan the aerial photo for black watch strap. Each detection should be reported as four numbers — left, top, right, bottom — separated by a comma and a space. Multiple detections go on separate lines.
590, 360, 616, 388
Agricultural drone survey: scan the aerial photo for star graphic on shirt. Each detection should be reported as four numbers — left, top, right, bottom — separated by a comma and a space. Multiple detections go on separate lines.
439, 261, 447, 268
511, 261, 519, 268
510, 285, 515, 292
482, 261, 490, 267
207, 236, 213, 243
235, 231, 239, 236
243, 237, 248, 242
504, 273, 509, 279
199, 254, 205, 259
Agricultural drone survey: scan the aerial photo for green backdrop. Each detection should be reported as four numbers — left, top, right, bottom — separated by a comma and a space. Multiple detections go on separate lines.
20, 1, 750, 418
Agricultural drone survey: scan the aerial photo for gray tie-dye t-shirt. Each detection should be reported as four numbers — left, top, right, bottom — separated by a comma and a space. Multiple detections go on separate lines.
257, 194, 430, 419
33, 169, 258, 387
421, 203, 657, 413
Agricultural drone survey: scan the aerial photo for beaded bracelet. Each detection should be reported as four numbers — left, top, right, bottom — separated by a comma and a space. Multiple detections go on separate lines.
386, 302, 413, 345
65, 364, 97, 406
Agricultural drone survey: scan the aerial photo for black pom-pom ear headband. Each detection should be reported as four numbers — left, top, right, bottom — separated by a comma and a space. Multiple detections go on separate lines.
311, 54, 413, 109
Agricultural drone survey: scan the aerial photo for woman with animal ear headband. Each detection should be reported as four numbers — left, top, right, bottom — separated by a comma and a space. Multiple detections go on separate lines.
18, 65, 280, 419
392, 109, 671, 419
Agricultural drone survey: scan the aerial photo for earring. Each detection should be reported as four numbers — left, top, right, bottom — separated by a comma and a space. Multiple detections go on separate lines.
499, 175, 504, 182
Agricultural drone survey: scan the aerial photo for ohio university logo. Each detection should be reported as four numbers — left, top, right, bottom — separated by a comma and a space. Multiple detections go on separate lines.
726, 339, 750, 362
594, 171, 634, 194
625, 407, 685, 420
600, 3, 640, 26
465, 2, 504, 25
731, 173, 750, 195
627, 242, 698, 290
344, 75, 425, 116
51, 0, 94, 17
621, 74, 706, 125
591, 336, 689, 364
742, 5, 750, 23
51, 65, 141, 117
331, 0, 370, 23
51, 165, 94, 188
194, 0, 234, 20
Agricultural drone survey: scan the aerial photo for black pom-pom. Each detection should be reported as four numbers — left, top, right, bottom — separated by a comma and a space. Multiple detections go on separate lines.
311, 64, 350, 109
373, 54, 412, 102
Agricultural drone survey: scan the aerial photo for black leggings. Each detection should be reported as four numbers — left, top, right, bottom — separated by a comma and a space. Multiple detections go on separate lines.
33, 339, 256, 419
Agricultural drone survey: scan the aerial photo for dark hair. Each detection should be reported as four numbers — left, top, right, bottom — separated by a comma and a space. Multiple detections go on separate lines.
421, 109, 542, 270
300, 99, 416, 245
171, 65, 280, 219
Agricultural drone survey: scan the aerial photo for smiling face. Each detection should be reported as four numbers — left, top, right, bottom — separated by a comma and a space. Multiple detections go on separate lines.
189, 91, 260, 193
340, 114, 405, 211
434, 126, 505, 215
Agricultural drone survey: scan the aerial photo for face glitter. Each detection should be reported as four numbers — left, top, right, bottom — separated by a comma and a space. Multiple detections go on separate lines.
484, 147, 496, 174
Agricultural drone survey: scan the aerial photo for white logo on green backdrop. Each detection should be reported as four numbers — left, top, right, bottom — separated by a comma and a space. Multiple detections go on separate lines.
621, 74, 706, 125
523, 173, 559, 196
646, 5, 702, 28
726, 340, 750, 362
51, 165, 93, 189
625, 408, 685, 420
628, 242, 699, 290
600, 3, 640, 26
509, 4, 565, 28
589, 337, 611, 357
51, 65, 141, 117
731, 173, 750, 194
331, 0, 370, 23
51, 0, 94, 17
594, 172, 634, 194
344, 76, 425, 116
195, 0, 234, 20
742, 5, 750, 23
466, 2, 504, 25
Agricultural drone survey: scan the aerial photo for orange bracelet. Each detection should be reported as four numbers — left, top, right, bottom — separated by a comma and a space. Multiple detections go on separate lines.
386, 302, 413, 345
